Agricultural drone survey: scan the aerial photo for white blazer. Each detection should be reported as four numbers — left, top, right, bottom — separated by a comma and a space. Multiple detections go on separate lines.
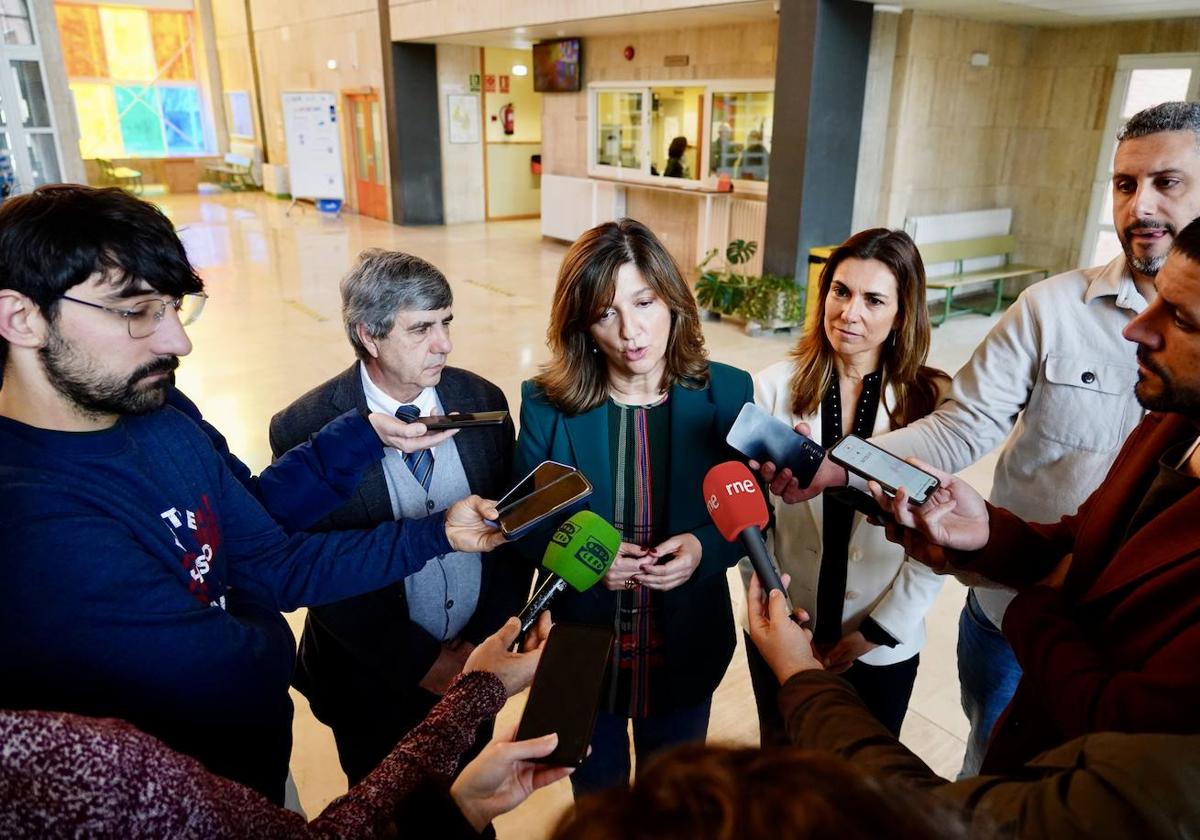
750, 359, 945, 667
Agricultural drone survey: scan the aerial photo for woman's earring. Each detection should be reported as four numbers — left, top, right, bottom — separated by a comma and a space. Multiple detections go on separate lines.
889, 330, 897, 347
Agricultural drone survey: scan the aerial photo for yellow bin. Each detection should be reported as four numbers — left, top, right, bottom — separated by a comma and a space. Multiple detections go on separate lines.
805, 245, 837, 332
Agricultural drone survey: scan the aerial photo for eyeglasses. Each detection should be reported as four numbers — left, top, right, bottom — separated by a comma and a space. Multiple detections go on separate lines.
58, 292, 208, 339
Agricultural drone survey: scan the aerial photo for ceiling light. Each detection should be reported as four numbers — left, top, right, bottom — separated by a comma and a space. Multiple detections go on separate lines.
512, 64, 528, 76
326, 59, 338, 70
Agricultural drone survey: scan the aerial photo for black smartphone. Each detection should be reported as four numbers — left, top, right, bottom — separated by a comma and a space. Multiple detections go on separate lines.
827, 434, 940, 505
494, 461, 593, 538
418, 410, 509, 429
825, 486, 889, 520
515, 623, 614, 767
725, 403, 826, 485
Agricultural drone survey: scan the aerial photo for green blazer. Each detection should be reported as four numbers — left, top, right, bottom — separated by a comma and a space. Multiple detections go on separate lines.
514, 361, 753, 709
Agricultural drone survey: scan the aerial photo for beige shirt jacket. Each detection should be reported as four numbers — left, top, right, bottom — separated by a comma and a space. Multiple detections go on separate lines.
870, 256, 1147, 626
749, 360, 945, 667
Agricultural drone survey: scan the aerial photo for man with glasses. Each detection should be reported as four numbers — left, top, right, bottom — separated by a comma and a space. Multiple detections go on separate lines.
0, 185, 506, 804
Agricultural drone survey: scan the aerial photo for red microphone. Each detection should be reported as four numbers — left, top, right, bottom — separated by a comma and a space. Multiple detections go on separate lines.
703, 461, 796, 615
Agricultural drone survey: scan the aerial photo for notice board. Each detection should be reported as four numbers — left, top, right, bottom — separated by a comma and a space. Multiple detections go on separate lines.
281, 91, 346, 201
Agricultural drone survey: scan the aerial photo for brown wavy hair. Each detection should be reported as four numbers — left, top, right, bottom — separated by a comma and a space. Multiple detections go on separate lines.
551, 743, 973, 840
789, 228, 946, 426
534, 218, 709, 415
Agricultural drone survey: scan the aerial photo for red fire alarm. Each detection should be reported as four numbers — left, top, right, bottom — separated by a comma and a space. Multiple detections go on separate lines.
624, 45, 635, 61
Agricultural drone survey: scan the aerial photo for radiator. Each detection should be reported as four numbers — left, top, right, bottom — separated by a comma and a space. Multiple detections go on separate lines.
725, 197, 767, 276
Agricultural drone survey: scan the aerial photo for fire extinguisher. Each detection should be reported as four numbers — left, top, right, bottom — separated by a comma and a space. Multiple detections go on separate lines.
500, 103, 514, 136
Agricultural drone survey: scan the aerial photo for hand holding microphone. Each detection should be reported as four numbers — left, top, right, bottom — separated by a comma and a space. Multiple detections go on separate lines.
516, 510, 622, 639
702, 461, 796, 617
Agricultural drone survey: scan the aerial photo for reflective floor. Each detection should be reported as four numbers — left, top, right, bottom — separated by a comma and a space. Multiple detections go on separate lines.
166, 191, 1002, 836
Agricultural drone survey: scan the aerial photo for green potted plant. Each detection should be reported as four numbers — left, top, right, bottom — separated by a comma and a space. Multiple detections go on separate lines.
694, 239, 757, 319
740, 272, 804, 333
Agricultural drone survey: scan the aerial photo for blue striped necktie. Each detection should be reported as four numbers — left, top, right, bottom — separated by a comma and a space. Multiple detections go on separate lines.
394, 404, 435, 492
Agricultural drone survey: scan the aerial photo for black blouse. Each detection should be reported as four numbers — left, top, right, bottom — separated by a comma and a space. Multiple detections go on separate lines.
815, 371, 897, 649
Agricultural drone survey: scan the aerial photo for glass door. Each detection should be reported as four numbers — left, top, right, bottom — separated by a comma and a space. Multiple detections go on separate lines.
1079, 53, 1200, 269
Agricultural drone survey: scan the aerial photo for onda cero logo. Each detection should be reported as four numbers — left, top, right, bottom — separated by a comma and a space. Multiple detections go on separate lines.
574, 536, 611, 573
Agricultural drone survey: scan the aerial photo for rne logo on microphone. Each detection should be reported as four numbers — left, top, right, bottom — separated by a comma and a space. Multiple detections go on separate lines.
706, 494, 719, 512
724, 479, 757, 495
575, 537, 612, 572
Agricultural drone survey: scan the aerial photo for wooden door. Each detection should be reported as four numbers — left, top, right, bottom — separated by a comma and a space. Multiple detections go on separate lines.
345, 92, 388, 220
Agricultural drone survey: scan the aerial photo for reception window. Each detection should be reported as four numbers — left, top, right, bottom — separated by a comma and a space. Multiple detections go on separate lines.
55, 2, 211, 158
596, 89, 642, 169
590, 81, 773, 190
710, 90, 773, 182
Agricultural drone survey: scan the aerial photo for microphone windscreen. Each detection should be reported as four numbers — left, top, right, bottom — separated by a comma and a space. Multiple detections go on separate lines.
542, 510, 621, 592
703, 461, 769, 541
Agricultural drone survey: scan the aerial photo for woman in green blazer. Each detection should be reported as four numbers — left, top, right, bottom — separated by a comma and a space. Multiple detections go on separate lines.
514, 218, 752, 794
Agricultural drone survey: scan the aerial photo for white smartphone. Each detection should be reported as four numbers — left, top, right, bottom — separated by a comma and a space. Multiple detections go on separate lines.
827, 434, 940, 505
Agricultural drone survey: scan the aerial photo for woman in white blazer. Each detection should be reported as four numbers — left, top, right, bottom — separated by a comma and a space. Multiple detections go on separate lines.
746, 228, 949, 742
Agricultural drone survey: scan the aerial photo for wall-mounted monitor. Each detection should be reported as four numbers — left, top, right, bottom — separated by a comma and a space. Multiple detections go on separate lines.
533, 39, 582, 93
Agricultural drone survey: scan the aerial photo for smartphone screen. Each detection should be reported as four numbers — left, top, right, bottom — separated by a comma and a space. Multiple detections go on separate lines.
418, 410, 508, 430
498, 461, 575, 509
515, 623, 613, 766
828, 435, 939, 505
498, 471, 591, 537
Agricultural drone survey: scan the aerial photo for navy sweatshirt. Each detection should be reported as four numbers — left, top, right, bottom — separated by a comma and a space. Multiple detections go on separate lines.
0, 406, 452, 803
166, 387, 380, 533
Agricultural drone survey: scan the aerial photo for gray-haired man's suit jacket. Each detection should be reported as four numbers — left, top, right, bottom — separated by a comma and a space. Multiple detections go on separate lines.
269, 363, 529, 784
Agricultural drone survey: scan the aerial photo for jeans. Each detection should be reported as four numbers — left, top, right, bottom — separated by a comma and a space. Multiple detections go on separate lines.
569, 699, 712, 797
957, 589, 1022, 778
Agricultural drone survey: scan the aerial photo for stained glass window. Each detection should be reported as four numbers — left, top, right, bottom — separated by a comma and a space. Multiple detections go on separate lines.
56, 2, 209, 159
68, 82, 122, 158
55, 5, 106, 77
161, 86, 203, 153
150, 11, 193, 81
114, 85, 164, 155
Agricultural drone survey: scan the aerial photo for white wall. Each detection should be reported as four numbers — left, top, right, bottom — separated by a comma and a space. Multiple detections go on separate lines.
436, 44, 485, 224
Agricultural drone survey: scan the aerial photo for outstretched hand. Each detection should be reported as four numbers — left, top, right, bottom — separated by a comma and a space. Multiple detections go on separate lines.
445, 495, 507, 553
463, 612, 552, 696
748, 421, 847, 504
867, 458, 989, 554
450, 723, 574, 832
367, 412, 458, 453
746, 572, 823, 684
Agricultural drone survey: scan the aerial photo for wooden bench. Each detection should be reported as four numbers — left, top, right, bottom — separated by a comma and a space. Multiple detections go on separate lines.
919, 235, 1050, 326
204, 152, 255, 190
95, 158, 143, 194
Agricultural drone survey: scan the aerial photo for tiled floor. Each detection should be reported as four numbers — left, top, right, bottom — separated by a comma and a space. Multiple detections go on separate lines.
166, 192, 1004, 837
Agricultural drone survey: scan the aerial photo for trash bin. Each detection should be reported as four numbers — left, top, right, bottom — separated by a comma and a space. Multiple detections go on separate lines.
806, 245, 836, 332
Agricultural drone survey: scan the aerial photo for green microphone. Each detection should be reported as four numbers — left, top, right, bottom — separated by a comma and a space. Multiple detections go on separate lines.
517, 510, 621, 634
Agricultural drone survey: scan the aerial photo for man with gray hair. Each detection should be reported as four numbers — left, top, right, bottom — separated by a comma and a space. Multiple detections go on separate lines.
270, 249, 528, 785
759, 100, 1200, 775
